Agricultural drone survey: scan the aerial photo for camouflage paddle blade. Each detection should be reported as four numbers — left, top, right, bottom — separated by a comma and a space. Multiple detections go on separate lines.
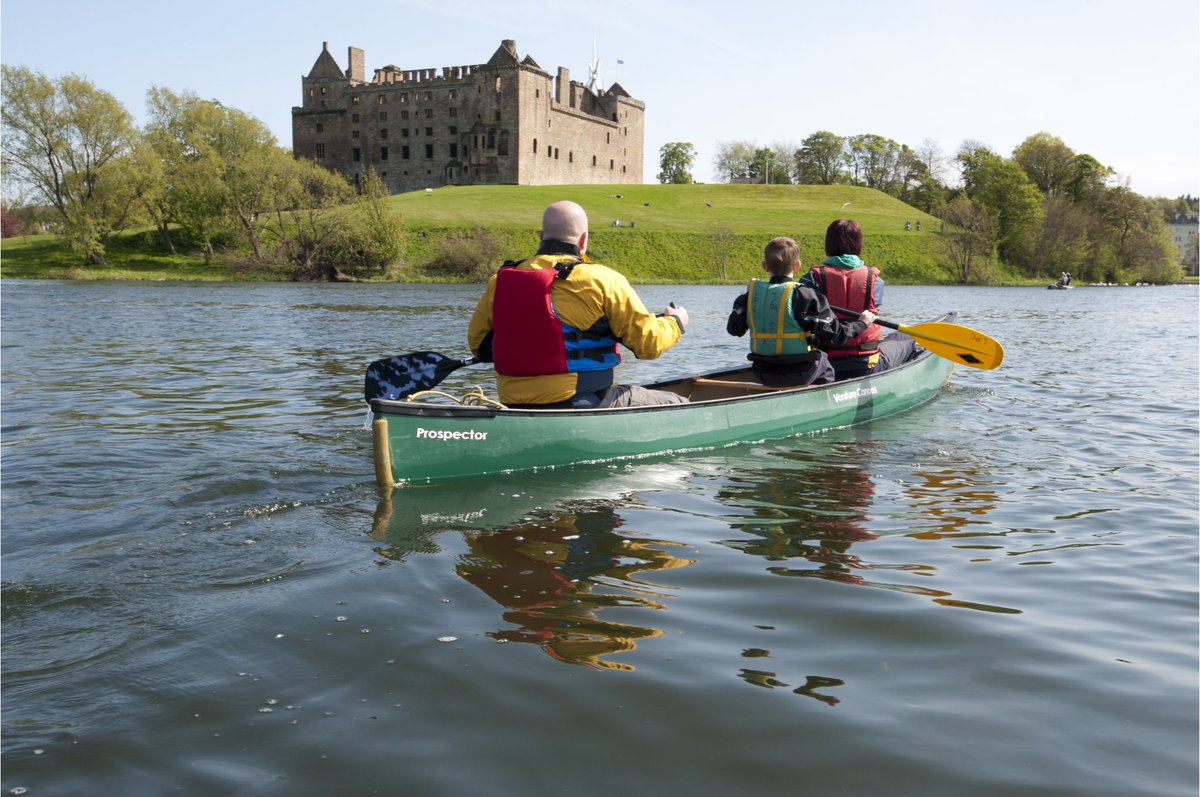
364, 352, 472, 402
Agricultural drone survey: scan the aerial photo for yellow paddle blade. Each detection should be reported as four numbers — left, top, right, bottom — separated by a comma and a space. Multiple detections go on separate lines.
895, 321, 1005, 370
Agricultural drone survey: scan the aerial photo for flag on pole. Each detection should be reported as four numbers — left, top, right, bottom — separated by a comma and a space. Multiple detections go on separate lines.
617, 59, 625, 64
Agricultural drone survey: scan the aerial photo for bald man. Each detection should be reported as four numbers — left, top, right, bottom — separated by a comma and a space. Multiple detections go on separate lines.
468, 200, 690, 408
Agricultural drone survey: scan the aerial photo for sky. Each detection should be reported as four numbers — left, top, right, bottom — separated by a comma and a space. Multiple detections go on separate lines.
2, 0, 1197, 198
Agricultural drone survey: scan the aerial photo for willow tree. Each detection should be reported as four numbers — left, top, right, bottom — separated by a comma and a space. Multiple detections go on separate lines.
1, 65, 143, 263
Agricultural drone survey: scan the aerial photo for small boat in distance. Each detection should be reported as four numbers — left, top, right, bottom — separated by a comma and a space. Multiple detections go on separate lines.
367, 314, 967, 487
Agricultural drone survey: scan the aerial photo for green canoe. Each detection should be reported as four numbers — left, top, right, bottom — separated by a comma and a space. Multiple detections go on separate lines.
368, 316, 957, 487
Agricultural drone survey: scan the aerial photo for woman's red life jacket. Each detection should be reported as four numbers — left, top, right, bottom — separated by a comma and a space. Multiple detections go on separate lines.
810, 265, 881, 358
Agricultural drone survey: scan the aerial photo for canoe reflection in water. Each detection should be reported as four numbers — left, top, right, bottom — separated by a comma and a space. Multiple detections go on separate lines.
371, 487, 694, 671
717, 441, 1019, 614
454, 502, 693, 671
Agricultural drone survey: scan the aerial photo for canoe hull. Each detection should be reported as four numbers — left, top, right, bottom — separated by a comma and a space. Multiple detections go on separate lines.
369, 340, 954, 486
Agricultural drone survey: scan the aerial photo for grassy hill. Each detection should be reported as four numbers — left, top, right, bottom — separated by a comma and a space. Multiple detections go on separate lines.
1, 184, 959, 284
393, 183, 952, 284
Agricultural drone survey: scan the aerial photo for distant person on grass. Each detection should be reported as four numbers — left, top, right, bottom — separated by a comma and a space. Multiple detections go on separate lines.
799, 219, 917, 380
468, 200, 689, 408
726, 236, 876, 386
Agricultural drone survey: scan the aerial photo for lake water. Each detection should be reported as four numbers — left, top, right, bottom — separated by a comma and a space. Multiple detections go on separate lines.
2, 279, 1196, 797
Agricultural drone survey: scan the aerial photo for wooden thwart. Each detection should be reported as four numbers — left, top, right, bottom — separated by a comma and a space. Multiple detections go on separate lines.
689, 377, 784, 392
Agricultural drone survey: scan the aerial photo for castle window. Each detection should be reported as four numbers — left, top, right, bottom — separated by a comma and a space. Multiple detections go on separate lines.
378, 95, 386, 104
554, 148, 559, 160
353, 147, 361, 162
315, 143, 325, 159
606, 132, 611, 144
351, 96, 359, 105
424, 108, 433, 118
498, 131, 508, 156
316, 123, 323, 133
449, 126, 457, 135
495, 77, 502, 92
352, 130, 360, 139
402, 128, 409, 137
400, 93, 408, 103
449, 89, 457, 100
379, 111, 387, 122
488, 130, 495, 149
547, 119, 551, 129
592, 155, 597, 166
320, 86, 326, 95
352, 113, 359, 123
449, 143, 457, 157
402, 146, 410, 160
609, 159, 614, 170
568, 151, 573, 163
401, 110, 409, 120
494, 111, 501, 122
533, 139, 538, 154
423, 90, 432, 101
424, 144, 433, 158
449, 107, 457, 117
380, 128, 387, 139
425, 127, 433, 136
381, 146, 388, 160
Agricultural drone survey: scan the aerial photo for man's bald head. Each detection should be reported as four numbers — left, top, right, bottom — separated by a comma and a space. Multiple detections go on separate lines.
540, 200, 589, 250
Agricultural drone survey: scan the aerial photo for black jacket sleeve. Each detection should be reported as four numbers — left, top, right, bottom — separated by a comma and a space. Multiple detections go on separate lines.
726, 292, 749, 337
791, 285, 868, 349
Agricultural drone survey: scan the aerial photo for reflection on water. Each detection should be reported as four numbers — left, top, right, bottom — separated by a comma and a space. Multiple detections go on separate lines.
714, 444, 1022, 615
371, 488, 694, 671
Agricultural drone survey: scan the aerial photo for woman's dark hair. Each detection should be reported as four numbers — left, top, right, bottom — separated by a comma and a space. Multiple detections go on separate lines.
825, 219, 863, 257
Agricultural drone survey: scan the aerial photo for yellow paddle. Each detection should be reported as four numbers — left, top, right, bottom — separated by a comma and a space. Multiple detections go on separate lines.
831, 306, 1004, 370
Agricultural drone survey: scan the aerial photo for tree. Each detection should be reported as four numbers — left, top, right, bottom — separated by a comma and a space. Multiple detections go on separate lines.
1013, 132, 1076, 196
748, 147, 790, 184
2, 65, 141, 263
705, 223, 739, 280
793, 131, 845, 185
264, 155, 354, 278
1098, 186, 1179, 283
657, 142, 696, 184
713, 140, 755, 182
344, 168, 405, 274
845, 134, 902, 191
960, 149, 1044, 264
938, 196, 996, 283
1065, 153, 1113, 205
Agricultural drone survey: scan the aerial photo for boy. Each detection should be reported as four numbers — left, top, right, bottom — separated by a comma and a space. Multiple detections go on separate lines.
727, 237, 876, 386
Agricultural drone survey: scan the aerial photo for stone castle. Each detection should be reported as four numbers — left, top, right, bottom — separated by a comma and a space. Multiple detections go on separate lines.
291, 40, 645, 195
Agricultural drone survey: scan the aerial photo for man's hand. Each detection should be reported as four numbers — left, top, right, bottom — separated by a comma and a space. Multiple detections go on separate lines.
664, 304, 689, 333
858, 310, 878, 326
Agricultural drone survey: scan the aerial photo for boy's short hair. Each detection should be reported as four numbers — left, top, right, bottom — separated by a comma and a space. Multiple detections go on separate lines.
763, 237, 799, 276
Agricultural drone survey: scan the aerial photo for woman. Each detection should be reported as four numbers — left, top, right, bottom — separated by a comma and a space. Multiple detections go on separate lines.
799, 219, 916, 380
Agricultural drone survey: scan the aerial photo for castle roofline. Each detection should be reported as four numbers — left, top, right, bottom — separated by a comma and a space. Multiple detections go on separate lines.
306, 41, 346, 80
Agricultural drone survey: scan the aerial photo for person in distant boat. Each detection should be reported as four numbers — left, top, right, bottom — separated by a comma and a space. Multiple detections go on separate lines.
1060, 271, 1072, 286
726, 236, 875, 386
468, 200, 689, 408
799, 219, 916, 380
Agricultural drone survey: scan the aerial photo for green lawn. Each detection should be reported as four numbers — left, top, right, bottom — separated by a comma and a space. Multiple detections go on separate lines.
392, 183, 940, 234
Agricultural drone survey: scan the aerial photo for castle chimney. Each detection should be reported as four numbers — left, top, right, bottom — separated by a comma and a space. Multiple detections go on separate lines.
348, 46, 365, 83
502, 39, 516, 57
556, 67, 569, 105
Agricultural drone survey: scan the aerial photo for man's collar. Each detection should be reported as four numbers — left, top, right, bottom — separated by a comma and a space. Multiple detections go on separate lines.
536, 239, 582, 257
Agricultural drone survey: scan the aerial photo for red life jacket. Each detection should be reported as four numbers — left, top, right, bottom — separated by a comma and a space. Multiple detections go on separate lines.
492, 262, 619, 377
810, 265, 881, 358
